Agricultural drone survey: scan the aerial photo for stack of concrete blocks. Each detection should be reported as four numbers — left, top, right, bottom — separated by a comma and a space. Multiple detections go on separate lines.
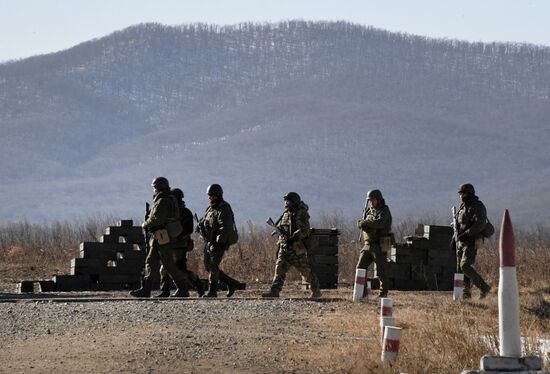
371, 224, 456, 291
303, 228, 339, 289
53, 220, 148, 292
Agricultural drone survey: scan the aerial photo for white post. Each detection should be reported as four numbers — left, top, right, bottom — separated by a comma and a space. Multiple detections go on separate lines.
453, 273, 464, 300
498, 210, 521, 357
380, 297, 393, 318
381, 326, 402, 362
353, 268, 366, 302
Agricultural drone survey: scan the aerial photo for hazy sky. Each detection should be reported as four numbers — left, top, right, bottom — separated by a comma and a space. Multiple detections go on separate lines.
1, 0, 549, 62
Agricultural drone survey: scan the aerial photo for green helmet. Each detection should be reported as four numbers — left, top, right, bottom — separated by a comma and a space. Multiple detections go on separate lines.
171, 188, 184, 200
152, 177, 170, 190
458, 183, 475, 195
284, 192, 301, 204
367, 189, 383, 201
206, 184, 223, 197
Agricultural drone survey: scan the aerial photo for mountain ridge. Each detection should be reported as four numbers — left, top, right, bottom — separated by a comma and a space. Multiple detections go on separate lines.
1, 21, 549, 225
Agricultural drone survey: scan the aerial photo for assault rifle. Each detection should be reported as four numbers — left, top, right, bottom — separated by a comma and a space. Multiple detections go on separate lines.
358, 198, 369, 242
451, 206, 459, 252
266, 217, 301, 258
143, 202, 151, 253
194, 213, 206, 239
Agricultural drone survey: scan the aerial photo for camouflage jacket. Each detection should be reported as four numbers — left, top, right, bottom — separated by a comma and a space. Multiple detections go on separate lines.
278, 202, 310, 252
143, 190, 178, 232
202, 200, 235, 245
168, 201, 194, 250
358, 205, 392, 243
457, 196, 487, 240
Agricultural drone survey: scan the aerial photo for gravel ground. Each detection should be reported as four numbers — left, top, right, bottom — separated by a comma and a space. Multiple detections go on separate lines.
0, 285, 368, 374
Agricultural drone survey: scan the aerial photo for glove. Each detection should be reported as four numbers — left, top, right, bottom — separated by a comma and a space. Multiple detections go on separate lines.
457, 232, 470, 242
357, 219, 364, 229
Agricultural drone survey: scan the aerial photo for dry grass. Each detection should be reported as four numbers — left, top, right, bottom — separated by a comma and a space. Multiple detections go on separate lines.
1, 214, 549, 289
0, 214, 548, 372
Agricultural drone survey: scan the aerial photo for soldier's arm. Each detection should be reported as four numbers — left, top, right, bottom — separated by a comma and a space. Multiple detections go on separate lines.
215, 204, 234, 244
292, 210, 310, 240
464, 202, 487, 237
144, 199, 169, 230
359, 207, 390, 230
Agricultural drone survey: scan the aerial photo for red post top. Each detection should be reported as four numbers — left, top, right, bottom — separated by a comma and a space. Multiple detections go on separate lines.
499, 209, 516, 267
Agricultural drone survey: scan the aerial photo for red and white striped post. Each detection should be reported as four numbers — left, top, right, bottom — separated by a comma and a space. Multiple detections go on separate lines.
366, 280, 373, 300
380, 316, 395, 338
353, 268, 366, 302
381, 326, 402, 362
453, 273, 464, 300
380, 297, 393, 318
498, 210, 521, 357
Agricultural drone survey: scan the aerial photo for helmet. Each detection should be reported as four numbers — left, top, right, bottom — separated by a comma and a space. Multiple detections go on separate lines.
458, 183, 475, 195
367, 189, 383, 201
206, 184, 223, 196
283, 192, 301, 204
152, 177, 170, 190
171, 188, 184, 200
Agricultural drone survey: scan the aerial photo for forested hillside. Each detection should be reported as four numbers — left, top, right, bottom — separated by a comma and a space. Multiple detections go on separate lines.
1, 21, 549, 224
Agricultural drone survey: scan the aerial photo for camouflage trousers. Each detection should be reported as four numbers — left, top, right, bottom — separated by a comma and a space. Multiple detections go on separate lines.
159, 248, 200, 292
203, 243, 240, 292
143, 239, 188, 290
271, 246, 320, 292
457, 241, 490, 292
357, 241, 389, 295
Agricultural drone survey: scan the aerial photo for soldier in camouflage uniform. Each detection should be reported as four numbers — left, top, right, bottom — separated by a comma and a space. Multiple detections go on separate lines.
452, 183, 491, 299
262, 192, 321, 298
357, 189, 392, 298
156, 188, 204, 297
196, 184, 240, 298
129, 177, 191, 298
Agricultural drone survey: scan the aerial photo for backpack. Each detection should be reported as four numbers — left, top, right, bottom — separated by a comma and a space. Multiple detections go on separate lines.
481, 218, 495, 238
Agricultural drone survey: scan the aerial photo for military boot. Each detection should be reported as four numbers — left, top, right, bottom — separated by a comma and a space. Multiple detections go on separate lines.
261, 288, 280, 298
195, 279, 205, 297
203, 282, 218, 298
479, 284, 491, 299
310, 277, 322, 298
129, 280, 151, 298
171, 280, 190, 298
154, 284, 170, 298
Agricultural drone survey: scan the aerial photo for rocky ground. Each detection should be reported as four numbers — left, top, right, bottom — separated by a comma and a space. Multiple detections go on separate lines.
1, 284, 548, 374
0, 284, 375, 374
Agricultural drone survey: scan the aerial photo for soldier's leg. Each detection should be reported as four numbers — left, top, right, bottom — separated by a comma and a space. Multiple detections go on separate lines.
293, 253, 321, 298
157, 265, 171, 297
130, 239, 159, 297
204, 245, 226, 297
457, 247, 472, 298
157, 246, 190, 297
357, 247, 375, 271
371, 244, 389, 297
271, 248, 291, 293
460, 245, 490, 296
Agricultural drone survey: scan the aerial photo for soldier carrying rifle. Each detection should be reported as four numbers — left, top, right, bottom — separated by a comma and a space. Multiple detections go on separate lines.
262, 192, 321, 298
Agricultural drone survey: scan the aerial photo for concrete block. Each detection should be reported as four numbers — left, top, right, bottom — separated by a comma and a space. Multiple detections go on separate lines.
53, 275, 91, 291
118, 220, 134, 227
120, 234, 146, 245
386, 262, 411, 280
17, 281, 35, 293
38, 280, 56, 292
98, 274, 141, 284
480, 355, 542, 371
427, 255, 456, 267
105, 226, 144, 237
393, 278, 426, 290
100, 234, 123, 243
312, 263, 338, 274
312, 255, 338, 265
116, 250, 145, 261
310, 246, 339, 255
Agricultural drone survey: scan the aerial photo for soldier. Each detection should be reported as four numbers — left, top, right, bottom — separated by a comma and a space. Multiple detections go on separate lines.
196, 184, 240, 298
452, 183, 491, 299
156, 188, 204, 297
129, 177, 192, 298
262, 192, 321, 298
356, 189, 392, 298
